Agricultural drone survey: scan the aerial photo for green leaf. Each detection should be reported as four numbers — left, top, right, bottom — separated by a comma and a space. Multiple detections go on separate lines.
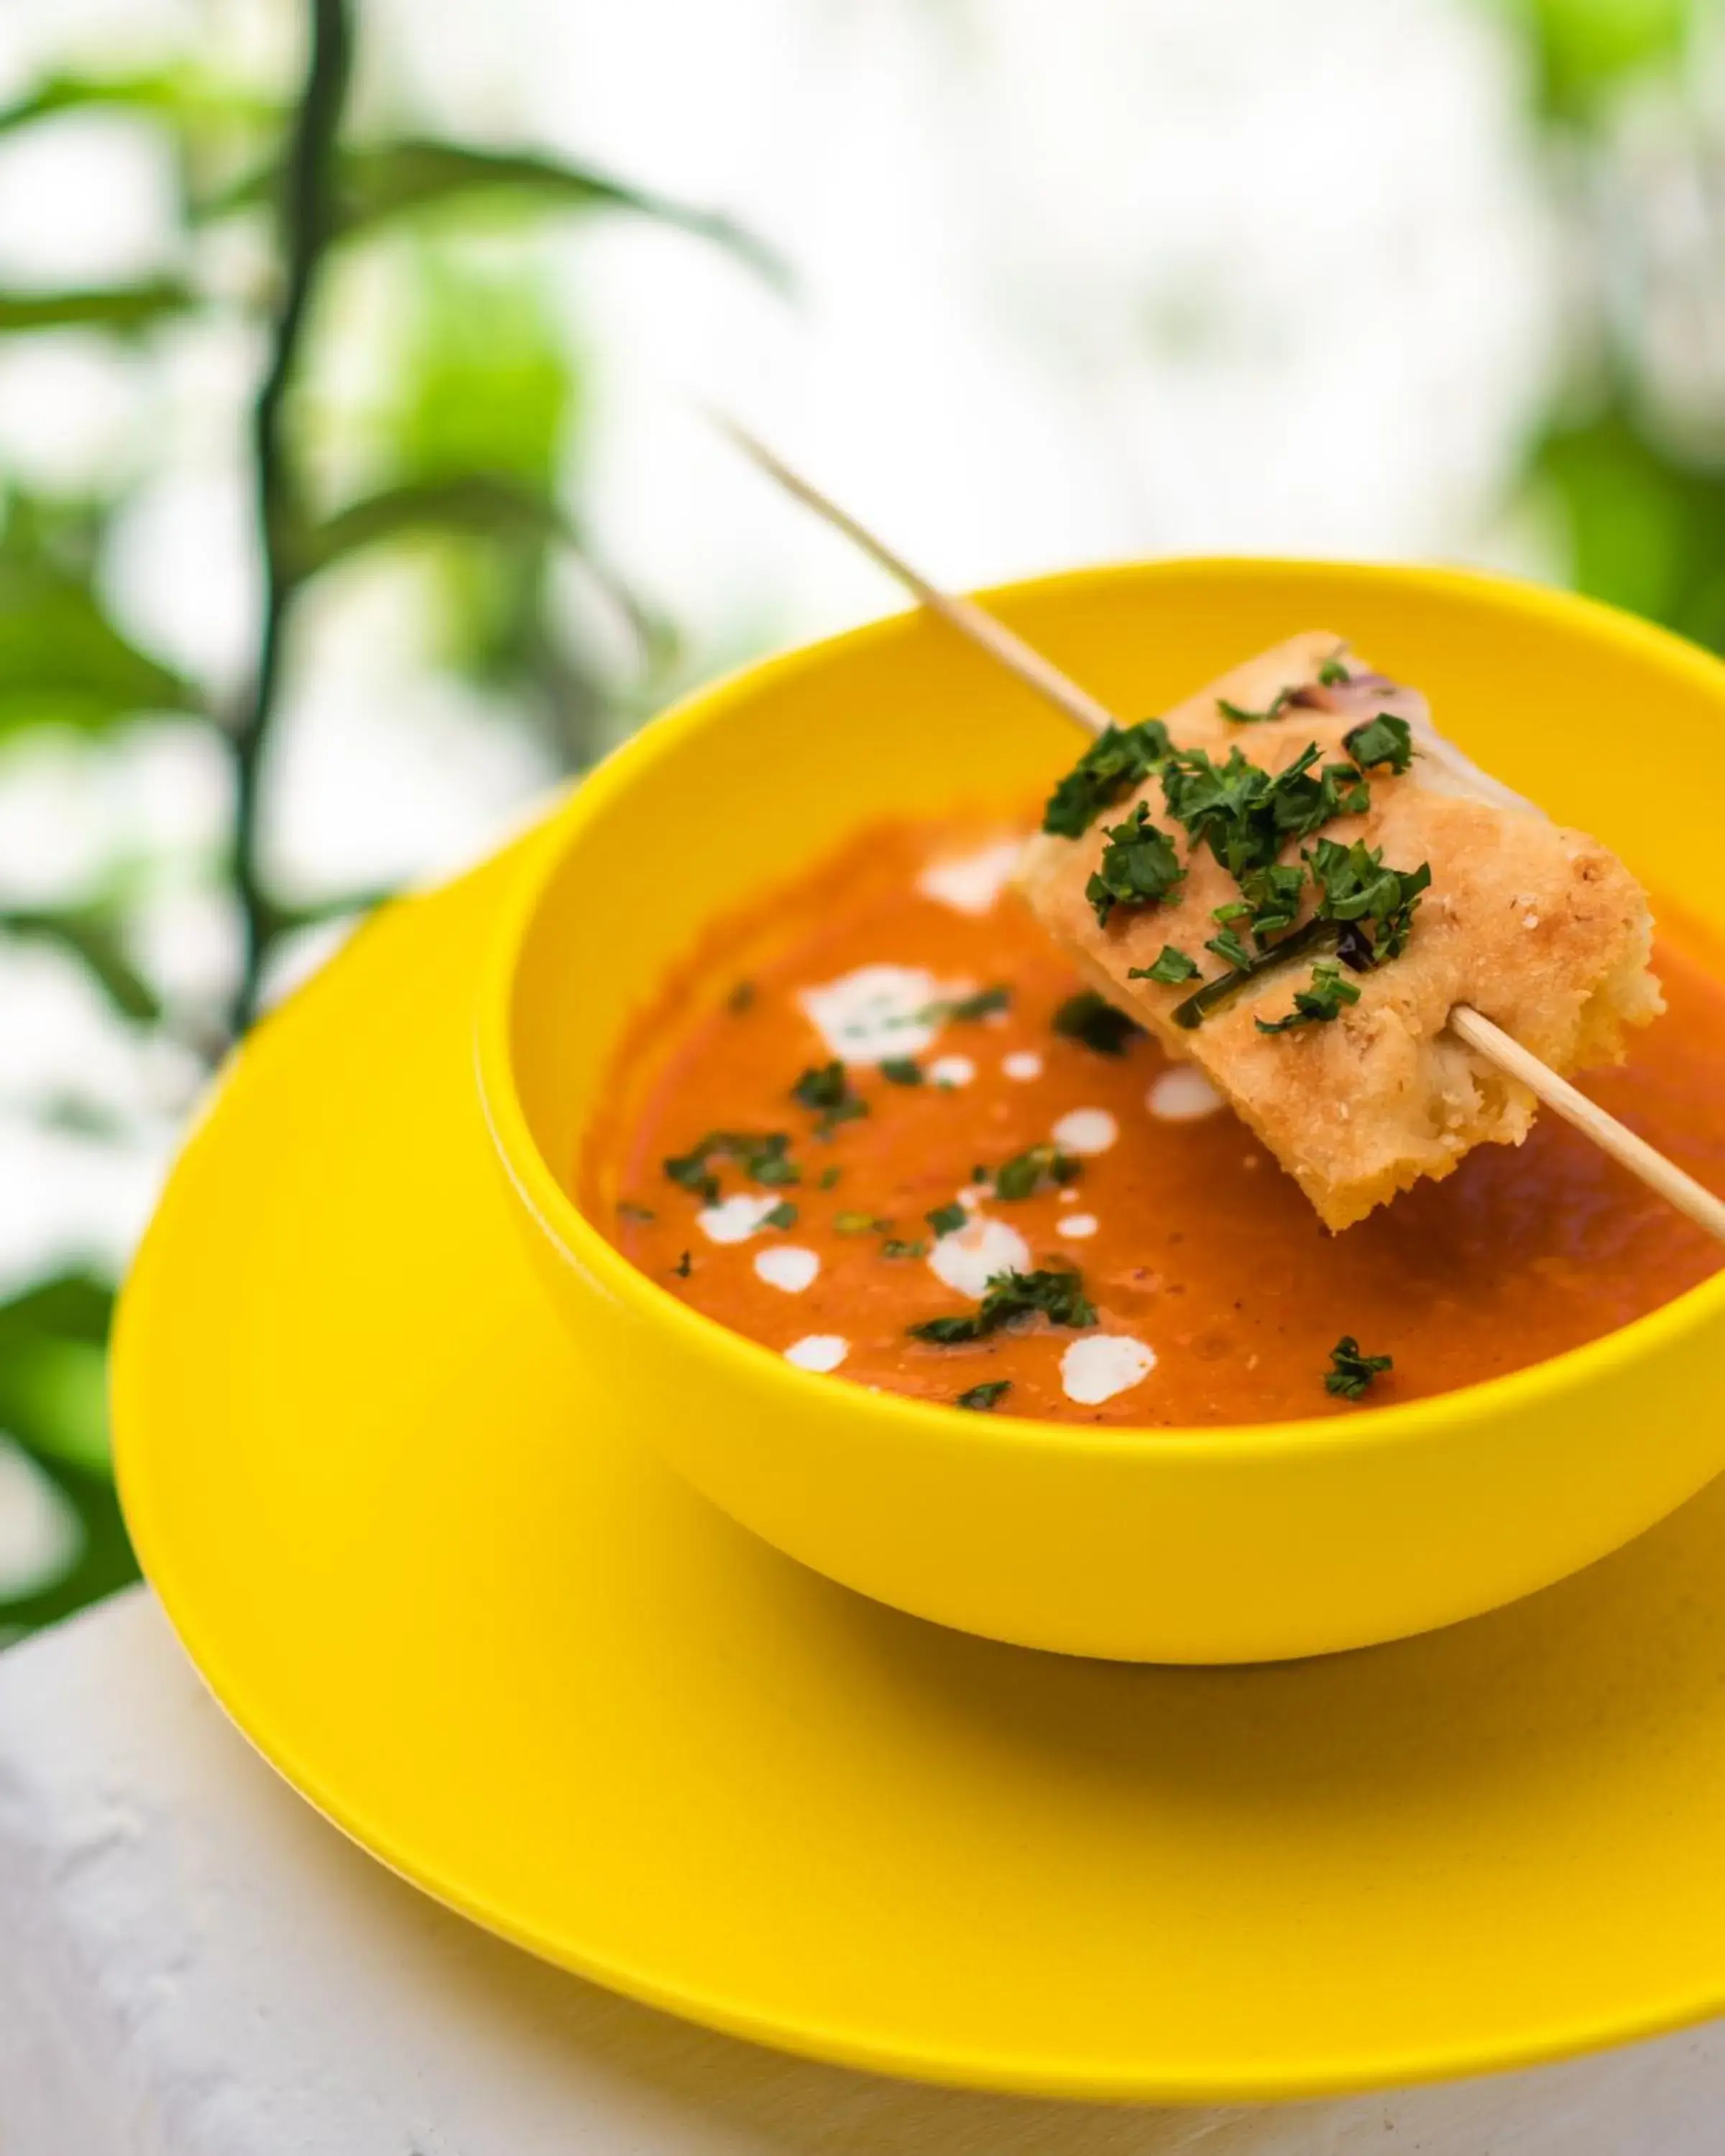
380, 255, 571, 494
0, 277, 198, 336
211, 137, 787, 287
291, 472, 572, 581
1506, 0, 1692, 118
0, 68, 280, 137
3, 908, 163, 1023
0, 1271, 112, 1345
288, 464, 674, 701
261, 887, 396, 935
0, 1272, 115, 1478
0, 1340, 109, 1473
346, 141, 786, 284
1528, 405, 1725, 645
0, 559, 200, 734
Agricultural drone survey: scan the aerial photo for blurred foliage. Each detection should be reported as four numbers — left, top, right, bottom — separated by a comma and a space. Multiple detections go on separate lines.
0, 0, 772, 1639
1506, 0, 1691, 114
0, 489, 199, 737
0, 1275, 137, 1631
1509, 0, 1725, 658
1536, 410, 1725, 648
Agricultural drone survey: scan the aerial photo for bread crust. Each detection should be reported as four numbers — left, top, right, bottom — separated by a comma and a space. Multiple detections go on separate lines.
1017, 633, 1662, 1229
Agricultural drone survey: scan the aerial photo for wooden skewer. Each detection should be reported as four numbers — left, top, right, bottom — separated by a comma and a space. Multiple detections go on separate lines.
1449, 1007, 1725, 1240
719, 416, 1725, 1247
710, 415, 1118, 738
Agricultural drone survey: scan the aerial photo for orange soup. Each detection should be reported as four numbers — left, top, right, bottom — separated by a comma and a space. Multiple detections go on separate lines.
583, 819, 1725, 1424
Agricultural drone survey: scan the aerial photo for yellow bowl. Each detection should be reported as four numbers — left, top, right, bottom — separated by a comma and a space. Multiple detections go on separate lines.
477, 557, 1725, 1663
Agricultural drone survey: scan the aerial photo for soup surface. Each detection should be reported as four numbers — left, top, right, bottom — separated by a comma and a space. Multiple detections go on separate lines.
584, 819, 1725, 1424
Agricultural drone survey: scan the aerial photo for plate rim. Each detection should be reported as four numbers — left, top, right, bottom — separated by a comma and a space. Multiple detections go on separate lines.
113, 565, 1725, 2102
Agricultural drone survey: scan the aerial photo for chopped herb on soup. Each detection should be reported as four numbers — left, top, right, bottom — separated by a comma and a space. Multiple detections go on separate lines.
598, 813, 1724, 1427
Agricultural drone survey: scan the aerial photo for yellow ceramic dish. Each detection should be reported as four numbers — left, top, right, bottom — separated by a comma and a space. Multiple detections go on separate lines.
114, 831, 1725, 2100
479, 557, 1725, 1663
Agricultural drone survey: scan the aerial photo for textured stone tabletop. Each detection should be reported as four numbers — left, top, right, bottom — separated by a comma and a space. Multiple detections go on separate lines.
3, 1588, 1723, 2155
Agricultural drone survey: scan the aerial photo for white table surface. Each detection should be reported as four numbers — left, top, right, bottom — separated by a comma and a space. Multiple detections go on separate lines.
4, 1587, 1724, 2155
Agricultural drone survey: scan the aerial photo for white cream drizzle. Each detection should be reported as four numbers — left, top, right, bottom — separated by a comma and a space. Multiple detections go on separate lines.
753, 1245, 819, 1294
784, 1334, 848, 1373
798, 964, 967, 1064
916, 838, 1024, 916
1146, 1067, 1225, 1123
1056, 1212, 1099, 1239
696, 1193, 784, 1245
927, 1215, 1031, 1300
1059, 1335, 1156, 1405
1002, 1051, 1043, 1082
1051, 1106, 1118, 1157
928, 1054, 975, 1088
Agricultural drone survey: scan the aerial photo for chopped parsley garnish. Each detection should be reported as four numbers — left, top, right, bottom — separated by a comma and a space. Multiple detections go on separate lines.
1306, 837, 1431, 962
617, 1201, 656, 1222
1169, 844, 1433, 1031
664, 1130, 798, 1204
1317, 655, 1351, 686
1341, 712, 1414, 775
1052, 989, 1143, 1056
1325, 1336, 1393, 1399
762, 1200, 798, 1230
882, 1237, 929, 1259
817, 1164, 842, 1189
1085, 801, 1187, 926
742, 1138, 799, 1185
834, 1210, 889, 1234
910, 1267, 1097, 1344
1041, 718, 1173, 837
880, 1056, 923, 1085
663, 1150, 719, 1202
1160, 740, 1368, 879
674, 1251, 692, 1278
1217, 685, 1295, 724
1234, 861, 1307, 944
1254, 961, 1361, 1033
957, 1380, 1012, 1411
791, 1060, 850, 1110
993, 1142, 1080, 1200
946, 984, 1012, 1023
726, 980, 755, 1014
1168, 916, 1332, 1031
1130, 945, 1201, 985
1204, 923, 1254, 972
791, 1061, 868, 1134
926, 1201, 967, 1236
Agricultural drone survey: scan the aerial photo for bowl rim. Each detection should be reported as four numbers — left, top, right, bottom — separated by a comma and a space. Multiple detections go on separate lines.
474, 552, 1725, 1464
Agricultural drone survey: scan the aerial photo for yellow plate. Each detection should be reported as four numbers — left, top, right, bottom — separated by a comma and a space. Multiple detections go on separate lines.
116, 827, 1725, 2105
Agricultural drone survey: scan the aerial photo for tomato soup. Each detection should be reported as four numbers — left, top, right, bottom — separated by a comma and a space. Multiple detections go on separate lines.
582, 819, 1725, 1424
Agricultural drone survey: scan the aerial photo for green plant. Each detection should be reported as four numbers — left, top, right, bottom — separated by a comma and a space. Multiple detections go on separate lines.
0, 0, 775, 1636
1497, 1, 1725, 649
